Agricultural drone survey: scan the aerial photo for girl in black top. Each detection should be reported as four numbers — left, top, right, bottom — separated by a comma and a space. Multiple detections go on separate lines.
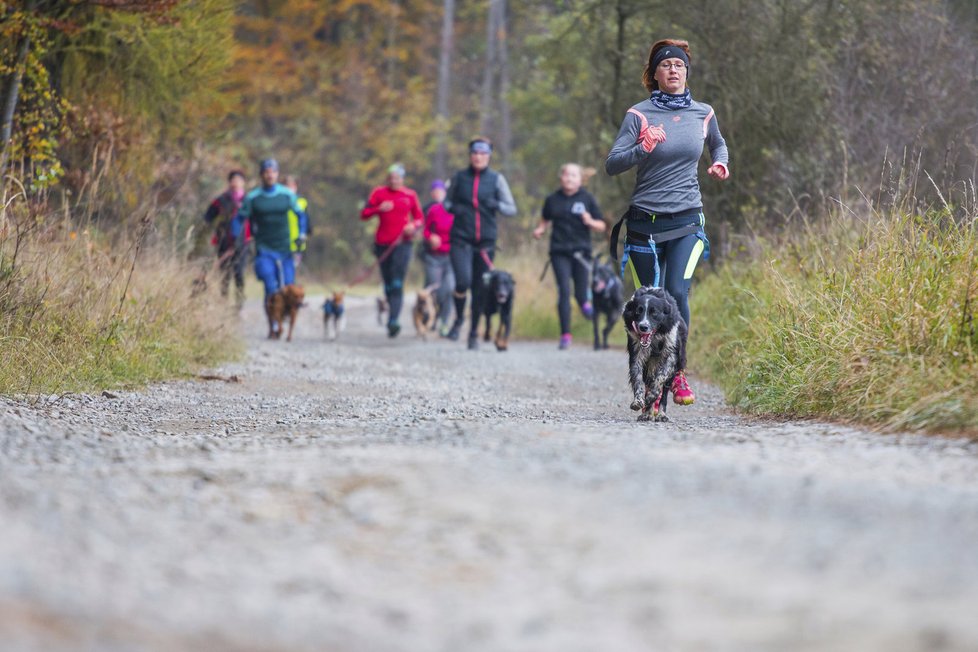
533, 163, 607, 349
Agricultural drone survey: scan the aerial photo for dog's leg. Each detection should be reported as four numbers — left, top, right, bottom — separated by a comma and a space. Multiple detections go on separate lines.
593, 309, 601, 350
628, 345, 646, 412
602, 314, 615, 350
495, 300, 511, 351
286, 309, 296, 342
265, 297, 276, 339
638, 386, 660, 422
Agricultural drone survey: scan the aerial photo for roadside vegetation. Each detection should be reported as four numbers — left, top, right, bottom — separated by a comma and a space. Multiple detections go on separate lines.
0, 210, 237, 394
690, 181, 978, 433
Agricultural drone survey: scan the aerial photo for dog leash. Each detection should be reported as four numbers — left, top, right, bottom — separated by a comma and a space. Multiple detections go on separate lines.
538, 250, 594, 282
345, 239, 401, 289
479, 247, 495, 272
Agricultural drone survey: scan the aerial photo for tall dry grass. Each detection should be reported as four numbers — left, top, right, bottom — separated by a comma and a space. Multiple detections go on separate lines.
690, 185, 978, 433
0, 205, 238, 395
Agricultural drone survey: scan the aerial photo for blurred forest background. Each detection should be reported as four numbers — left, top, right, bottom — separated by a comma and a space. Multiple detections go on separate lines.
2, 0, 978, 271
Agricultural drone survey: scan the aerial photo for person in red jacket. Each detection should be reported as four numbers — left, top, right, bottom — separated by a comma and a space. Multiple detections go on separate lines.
422, 179, 455, 335
360, 163, 424, 337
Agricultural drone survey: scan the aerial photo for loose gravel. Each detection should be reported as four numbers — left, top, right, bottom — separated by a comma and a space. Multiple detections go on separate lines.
2, 295, 978, 652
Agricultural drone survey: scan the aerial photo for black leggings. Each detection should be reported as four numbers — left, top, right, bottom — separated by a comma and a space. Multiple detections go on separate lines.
375, 242, 412, 326
624, 232, 701, 329
450, 240, 494, 336
551, 251, 590, 335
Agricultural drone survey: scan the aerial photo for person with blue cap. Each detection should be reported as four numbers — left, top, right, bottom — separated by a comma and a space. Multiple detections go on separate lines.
235, 158, 308, 337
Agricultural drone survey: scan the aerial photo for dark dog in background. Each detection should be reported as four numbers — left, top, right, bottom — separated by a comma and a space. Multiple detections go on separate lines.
591, 254, 624, 350
481, 269, 515, 351
412, 285, 439, 340
322, 290, 346, 340
622, 286, 687, 421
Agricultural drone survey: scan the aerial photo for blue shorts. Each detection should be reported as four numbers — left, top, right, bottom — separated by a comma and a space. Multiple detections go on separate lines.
254, 248, 295, 298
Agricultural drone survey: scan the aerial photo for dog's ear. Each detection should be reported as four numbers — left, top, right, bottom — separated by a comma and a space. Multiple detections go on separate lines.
622, 299, 637, 321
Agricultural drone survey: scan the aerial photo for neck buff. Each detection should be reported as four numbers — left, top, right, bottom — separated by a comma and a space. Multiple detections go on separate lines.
229, 189, 245, 203
650, 89, 692, 110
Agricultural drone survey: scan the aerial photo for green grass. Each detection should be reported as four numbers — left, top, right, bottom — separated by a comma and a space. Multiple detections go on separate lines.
689, 206, 978, 434
0, 222, 239, 395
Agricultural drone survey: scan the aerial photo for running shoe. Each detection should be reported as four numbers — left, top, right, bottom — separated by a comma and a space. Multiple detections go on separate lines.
671, 370, 695, 405
467, 333, 479, 350
559, 333, 572, 350
387, 321, 401, 338
446, 321, 462, 341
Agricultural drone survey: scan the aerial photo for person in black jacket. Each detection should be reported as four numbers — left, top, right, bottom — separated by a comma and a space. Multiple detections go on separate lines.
445, 137, 518, 349
533, 163, 606, 349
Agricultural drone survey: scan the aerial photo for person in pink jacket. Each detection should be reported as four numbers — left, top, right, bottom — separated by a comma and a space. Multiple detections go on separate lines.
421, 179, 455, 335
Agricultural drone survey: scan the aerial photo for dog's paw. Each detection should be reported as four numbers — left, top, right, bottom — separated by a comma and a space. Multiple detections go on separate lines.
630, 399, 644, 411
494, 337, 508, 352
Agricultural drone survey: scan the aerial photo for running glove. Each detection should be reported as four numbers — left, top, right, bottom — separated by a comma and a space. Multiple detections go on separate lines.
638, 123, 666, 153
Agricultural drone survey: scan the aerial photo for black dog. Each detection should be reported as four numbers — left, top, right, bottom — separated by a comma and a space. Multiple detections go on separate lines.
622, 286, 687, 422
481, 269, 515, 351
591, 254, 624, 350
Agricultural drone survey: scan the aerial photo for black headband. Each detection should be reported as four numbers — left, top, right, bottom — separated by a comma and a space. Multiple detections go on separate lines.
652, 46, 689, 71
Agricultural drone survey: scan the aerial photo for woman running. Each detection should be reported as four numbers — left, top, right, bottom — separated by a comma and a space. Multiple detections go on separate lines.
360, 163, 424, 338
532, 163, 606, 349
605, 38, 730, 405
445, 137, 518, 350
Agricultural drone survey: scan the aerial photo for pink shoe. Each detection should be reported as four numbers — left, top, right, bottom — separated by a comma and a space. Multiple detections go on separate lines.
671, 370, 695, 405
559, 333, 572, 350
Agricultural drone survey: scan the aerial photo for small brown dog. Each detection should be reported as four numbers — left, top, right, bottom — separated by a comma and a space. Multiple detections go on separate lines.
265, 284, 305, 341
412, 285, 438, 340
322, 290, 346, 340
376, 295, 389, 326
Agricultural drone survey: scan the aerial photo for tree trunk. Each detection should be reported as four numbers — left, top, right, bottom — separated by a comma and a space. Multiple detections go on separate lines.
0, 30, 32, 182
479, 0, 501, 136
433, 0, 455, 179
497, 0, 511, 165
385, 1, 400, 90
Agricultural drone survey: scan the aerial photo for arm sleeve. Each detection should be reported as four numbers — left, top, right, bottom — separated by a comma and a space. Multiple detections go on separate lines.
410, 192, 424, 228
444, 173, 460, 214
360, 189, 381, 219
605, 112, 647, 176
706, 112, 729, 168
203, 199, 220, 223
495, 174, 518, 217
588, 192, 604, 222
422, 206, 434, 239
285, 193, 305, 236
237, 194, 251, 220
541, 196, 553, 222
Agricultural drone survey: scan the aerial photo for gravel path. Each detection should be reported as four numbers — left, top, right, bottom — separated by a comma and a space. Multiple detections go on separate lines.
2, 295, 978, 651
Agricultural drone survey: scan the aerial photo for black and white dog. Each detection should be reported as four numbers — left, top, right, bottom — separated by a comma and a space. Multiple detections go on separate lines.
623, 286, 687, 422
481, 269, 515, 351
591, 254, 624, 350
